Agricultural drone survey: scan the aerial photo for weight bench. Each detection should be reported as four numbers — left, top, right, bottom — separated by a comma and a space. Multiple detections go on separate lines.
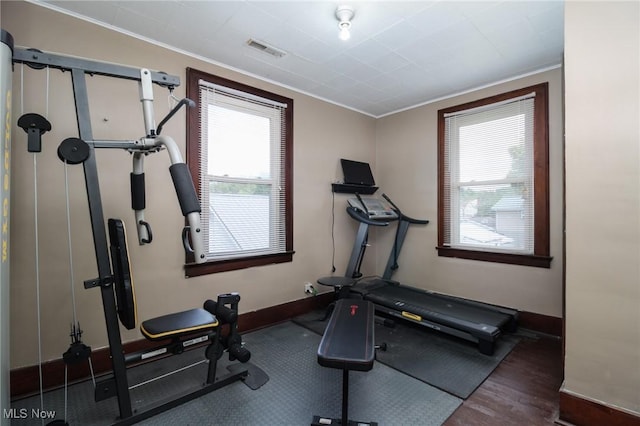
93, 218, 259, 409
108, 218, 223, 368
312, 299, 378, 426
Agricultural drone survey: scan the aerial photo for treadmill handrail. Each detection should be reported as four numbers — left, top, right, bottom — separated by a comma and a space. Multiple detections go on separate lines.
381, 193, 429, 225
346, 206, 390, 226
398, 212, 429, 225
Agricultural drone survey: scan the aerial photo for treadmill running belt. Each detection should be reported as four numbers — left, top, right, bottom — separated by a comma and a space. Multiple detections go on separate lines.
366, 285, 511, 328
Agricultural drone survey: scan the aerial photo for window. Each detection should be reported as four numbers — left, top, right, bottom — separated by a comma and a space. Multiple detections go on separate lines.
185, 68, 293, 276
437, 83, 551, 268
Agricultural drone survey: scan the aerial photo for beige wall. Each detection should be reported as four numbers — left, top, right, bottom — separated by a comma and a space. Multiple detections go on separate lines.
2, 1, 376, 367
564, 1, 640, 415
375, 68, 564, 317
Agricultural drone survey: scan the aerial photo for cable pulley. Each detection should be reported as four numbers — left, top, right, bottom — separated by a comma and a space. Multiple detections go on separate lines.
62, 324, 92, 365
17, 112, 51, 153
23, 48, 47, 70
58, 137, 90, 165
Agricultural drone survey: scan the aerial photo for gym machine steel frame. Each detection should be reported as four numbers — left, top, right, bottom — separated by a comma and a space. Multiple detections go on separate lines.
11, 48, 234, 423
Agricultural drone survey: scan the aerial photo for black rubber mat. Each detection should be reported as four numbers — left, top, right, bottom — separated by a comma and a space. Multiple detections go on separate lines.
11, 322, 461, 425
294, 309, 520, 399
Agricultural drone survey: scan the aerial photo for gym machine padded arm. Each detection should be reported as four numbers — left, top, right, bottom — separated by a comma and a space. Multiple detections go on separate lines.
155, 135, 205, 263
130, 141, 204, 262
129, 133, 204, 262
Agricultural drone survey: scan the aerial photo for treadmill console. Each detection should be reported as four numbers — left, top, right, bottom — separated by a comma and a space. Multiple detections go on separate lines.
348, 197, 398, 220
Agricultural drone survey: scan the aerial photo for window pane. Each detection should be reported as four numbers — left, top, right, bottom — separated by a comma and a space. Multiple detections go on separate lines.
208, 181, 272, 255
207, 105, 271, 179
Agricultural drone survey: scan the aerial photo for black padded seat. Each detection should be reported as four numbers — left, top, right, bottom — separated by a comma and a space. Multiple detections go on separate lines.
313, 299, 377, 426
140, 308, 219, 341
317, 299, 375, 371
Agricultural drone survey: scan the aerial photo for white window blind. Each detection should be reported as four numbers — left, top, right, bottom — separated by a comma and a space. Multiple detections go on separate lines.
443, 93, 535, 254
198, 80, 287, 260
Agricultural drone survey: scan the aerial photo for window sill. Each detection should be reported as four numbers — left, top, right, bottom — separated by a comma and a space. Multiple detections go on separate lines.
436, 246, 552, 268
185, 251, 295, 277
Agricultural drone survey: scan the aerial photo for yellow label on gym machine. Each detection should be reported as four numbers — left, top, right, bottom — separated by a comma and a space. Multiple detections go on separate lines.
401, 311, 422, 321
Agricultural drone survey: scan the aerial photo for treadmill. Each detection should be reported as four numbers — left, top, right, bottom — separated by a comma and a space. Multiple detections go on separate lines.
345, 193, 518, 355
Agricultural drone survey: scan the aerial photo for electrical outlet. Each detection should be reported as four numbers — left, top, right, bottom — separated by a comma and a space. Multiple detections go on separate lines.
304, 282, 315, 295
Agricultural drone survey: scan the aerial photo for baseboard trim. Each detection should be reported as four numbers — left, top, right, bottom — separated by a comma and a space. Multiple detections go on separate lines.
10, 292, 333, 399
559, 389, 640, 426
10, 293, 559, 399
235, 291, 333, 334
518, 310, 562, 337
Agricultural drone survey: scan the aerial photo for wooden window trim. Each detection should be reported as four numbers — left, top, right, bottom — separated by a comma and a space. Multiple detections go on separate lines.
437, 83, 552, 268
185, 68, 294, 277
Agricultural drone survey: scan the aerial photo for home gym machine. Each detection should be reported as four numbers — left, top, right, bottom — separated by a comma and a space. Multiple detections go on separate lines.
345, 193, 518, 355
12, 46, 266, 424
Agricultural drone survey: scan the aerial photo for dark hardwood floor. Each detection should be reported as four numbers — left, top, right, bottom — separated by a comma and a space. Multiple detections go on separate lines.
444, 334, 564, 426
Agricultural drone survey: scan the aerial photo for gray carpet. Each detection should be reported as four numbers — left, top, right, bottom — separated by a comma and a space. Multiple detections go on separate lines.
293, 309, 520, 399
12, 322, 462, 425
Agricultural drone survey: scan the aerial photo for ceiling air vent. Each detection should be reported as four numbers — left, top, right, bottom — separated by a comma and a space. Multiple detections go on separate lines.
246, 39, 287, 58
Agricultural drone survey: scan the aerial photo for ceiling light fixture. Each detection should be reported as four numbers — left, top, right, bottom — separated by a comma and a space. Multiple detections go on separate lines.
336, 5, 355, 41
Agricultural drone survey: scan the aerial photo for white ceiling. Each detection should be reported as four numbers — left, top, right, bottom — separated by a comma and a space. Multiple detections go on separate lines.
35, 0, 564, 117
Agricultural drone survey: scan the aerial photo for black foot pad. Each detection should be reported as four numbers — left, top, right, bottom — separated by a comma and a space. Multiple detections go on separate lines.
228, 362, 269, 390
